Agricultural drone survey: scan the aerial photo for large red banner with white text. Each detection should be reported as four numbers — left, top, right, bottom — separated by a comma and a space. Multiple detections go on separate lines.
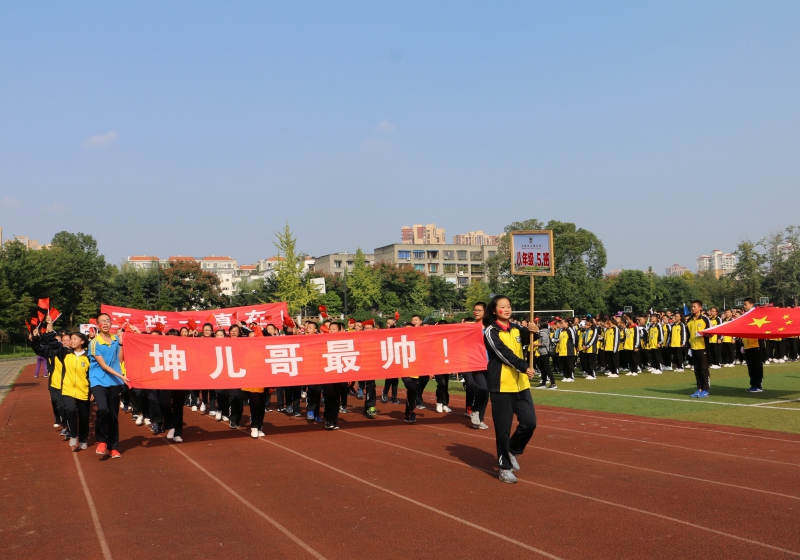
122, 324, 487, 389
101, 303, 289, 331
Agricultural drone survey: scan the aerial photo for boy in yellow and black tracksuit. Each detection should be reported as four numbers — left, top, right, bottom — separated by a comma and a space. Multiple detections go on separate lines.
484, 320, 537, 475
60, 334, 92, 448
687, 311, 712, 397
579, 321, 598, 379
556, 321, 577, 381
646, 315, 663, 373
668, 317, 688, 371
602, 320, 621, 376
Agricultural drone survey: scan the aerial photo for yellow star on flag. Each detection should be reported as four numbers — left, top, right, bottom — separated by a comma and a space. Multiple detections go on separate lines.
779, 327, 785, 332
749, 316, 770, 328
787, 320, 794, 325
783, 314, 790, 320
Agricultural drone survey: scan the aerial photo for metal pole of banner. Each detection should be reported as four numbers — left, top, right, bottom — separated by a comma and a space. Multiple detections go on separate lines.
529, 275, 535, 369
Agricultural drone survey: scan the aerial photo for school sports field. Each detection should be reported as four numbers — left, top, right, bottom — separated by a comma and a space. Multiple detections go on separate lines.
2, 361, 799, 560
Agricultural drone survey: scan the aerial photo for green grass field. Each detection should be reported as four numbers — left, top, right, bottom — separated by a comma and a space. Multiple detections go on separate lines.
438, 361, 800, 435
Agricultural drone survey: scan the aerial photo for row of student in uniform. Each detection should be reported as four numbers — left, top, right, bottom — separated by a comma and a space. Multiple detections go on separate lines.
29, 312, 476, 458
509, 298, 778, 396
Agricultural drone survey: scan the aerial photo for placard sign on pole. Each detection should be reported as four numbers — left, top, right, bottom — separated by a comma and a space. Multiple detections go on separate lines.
509, 230, 555, 368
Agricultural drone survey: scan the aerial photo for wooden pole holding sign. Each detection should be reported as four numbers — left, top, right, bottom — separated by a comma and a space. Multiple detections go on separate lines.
509, 230, 555, 369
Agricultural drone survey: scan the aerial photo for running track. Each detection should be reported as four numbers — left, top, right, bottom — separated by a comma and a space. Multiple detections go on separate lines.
2, 364, 799, 560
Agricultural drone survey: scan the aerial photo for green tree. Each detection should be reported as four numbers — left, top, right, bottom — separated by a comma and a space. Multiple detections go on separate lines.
272, 223, 316, 314
345, 249, 381, 312
486, 219, 607, 315
159, 260, 225, 311
0, 275, 34, 338
730, 240, 765, 300
652, 273, 695, 311
315, 291, 343, 317
463, 280, 492, 311
378, 291, 400, 318
605, 270, 653, 314
73, 286, 100, 325
428, 275, 461, 312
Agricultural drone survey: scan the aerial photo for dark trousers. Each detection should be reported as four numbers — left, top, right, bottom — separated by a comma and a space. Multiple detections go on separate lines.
434, 375, 449, 405
537, 355, 555, 384
415, 376, 430, 406
709, 343, 722, 366
63, 396, 90, 443
363, 380, 376, 409
559, 355, 576, 379
382, 378, 398, 399
745, 348, 764, 389
579, 353, 596, 377
93, 385, 122, 450
322, 383, 343, 426
159, 390, 185, 436
401, 377, 420, 417
49, 386, 63, 426
722, 343, 735, 365
464, 371, 489, 421
671, 347, 684, 368
244, 391, 265, 430
606, 351, 620, 374
631, 349, 641, 372
337, 382, 349, 409
648, 348, 661, 370
490, 390, 537, 471
692, 349, 710, 391
306, 385, 322, 414
228, 389, 244, 425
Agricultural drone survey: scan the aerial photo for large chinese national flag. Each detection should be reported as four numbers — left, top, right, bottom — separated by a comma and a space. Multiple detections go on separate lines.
701, 307, 800, 339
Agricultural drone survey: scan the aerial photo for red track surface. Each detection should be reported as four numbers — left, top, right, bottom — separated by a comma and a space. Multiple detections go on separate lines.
2, 365, 800, 559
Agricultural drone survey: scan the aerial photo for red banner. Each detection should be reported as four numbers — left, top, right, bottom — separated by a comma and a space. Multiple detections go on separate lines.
101, 303, 289, 331
122, 324, 487, 389
701, 307, 800, 339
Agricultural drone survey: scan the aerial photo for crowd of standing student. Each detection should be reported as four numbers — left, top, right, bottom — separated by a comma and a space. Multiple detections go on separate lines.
29, 296, 786, 482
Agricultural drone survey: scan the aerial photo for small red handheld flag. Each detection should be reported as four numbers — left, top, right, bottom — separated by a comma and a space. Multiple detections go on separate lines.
37, 311, 45, 324
319, 305, 328, 319
282, 312, 296, 329
394, 311, 400, 320
37, 298, 50, 310
25, 320, 31, 333
89, 317, 98, 325
187, 318, 197, 331
49, 308, 61, 323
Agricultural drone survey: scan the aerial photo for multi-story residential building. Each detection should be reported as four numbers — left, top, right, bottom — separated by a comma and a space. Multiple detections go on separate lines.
374, 244, 496, 287
452, 230, 501, 246
256, 256, 315, 276
664, 263, 689, 277
400, 224, 446, 245
314, 252, 375, 276
127, 255, 162, 270
697, 250, 738, 278
3, 232, 49, 250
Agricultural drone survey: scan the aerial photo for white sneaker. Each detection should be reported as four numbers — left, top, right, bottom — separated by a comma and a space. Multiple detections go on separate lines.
53, 423, 60, 428
119, 401, 124, 409
478, 422, 489, 430
442, 405, 452, 413
191, 405, 198, 412
625, 372, 634, 376
135, 415, 143, 426
653, 369, 662, 374
251, 428, 259, 438
630, 372, 638, 376
173, 436, 183, 443
144, 418, 151, 426
676, 368, 684, 372
222, 416, 229, 422
69, 437, 77, 447
200, 403, 206, 413
563, 377, 575, 382
167, 428, 175, 440
710, 365, 720, 369
257, 430, 265, 437
436, 403, 443, 413
215, 411, 222, 421
470, 411, 481, 426
607, 373, 619, 378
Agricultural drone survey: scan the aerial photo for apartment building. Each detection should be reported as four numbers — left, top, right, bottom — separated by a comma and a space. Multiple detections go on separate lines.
400, 224, 446, 245
664, 263, 689, 277
697, 250, 737, 278
373, 243, 496, 286
452, 230, 501, 246
314, 252, 375, 276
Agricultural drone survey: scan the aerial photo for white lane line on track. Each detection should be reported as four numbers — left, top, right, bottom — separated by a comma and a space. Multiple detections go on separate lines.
411, 423, 800, 501
752, 398, 800, 407
529, 388, 800, 411
73, 454, 113, 560
422, 394, 800, 462
340, 428, 800, 558
545, 425, 800, 467
168, 444, 327, 560
530, 408, 800, 444
260, 437, 563, 560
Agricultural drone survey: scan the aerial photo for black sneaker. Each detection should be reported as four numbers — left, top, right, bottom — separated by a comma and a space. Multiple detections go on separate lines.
364, 407, 377, 419
534, 382, 547, 389
547, 384, 558, 390
404, 412, 417, 424
381, 394, 389, 403
229, 421, 239, 429
325, 422, 339, 430
151, 422, 163, 435
391, 397, 400, 404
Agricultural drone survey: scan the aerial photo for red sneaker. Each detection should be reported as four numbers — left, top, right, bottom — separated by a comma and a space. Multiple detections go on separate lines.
96, 443, 107, 455
466, 405, 472, 416
110, 450, 121, 459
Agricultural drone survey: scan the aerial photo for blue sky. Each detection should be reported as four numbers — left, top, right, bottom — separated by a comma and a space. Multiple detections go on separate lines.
1, 2, 798, 272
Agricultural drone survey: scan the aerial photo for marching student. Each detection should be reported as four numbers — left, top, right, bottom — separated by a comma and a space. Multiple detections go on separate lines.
61, 331, 92, 450
579, 318, 598, 380
409, 315, 431, 410
622, 318, 640, 376
303, 321, 325, 425
720, 309, 736, 367
660, 316, 672, 371
646, 314, 663, 373
707, 307, 723, 369
464, 303, 490, 428
483, 295, 537, 484
668, 313, 688, 372
381, 316, 401, 403
31, 321, 72, 437
160, 329, 186, 443
741, 298, 764, 393
322, 322, 347, 429
686, 301, 712, 398
602, 317, 621, 377
89, 313, 130, 458
555, 319, 577, 382
433, 320, 453, 414
361, 320, 379, 419
533, 319, 556, 388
